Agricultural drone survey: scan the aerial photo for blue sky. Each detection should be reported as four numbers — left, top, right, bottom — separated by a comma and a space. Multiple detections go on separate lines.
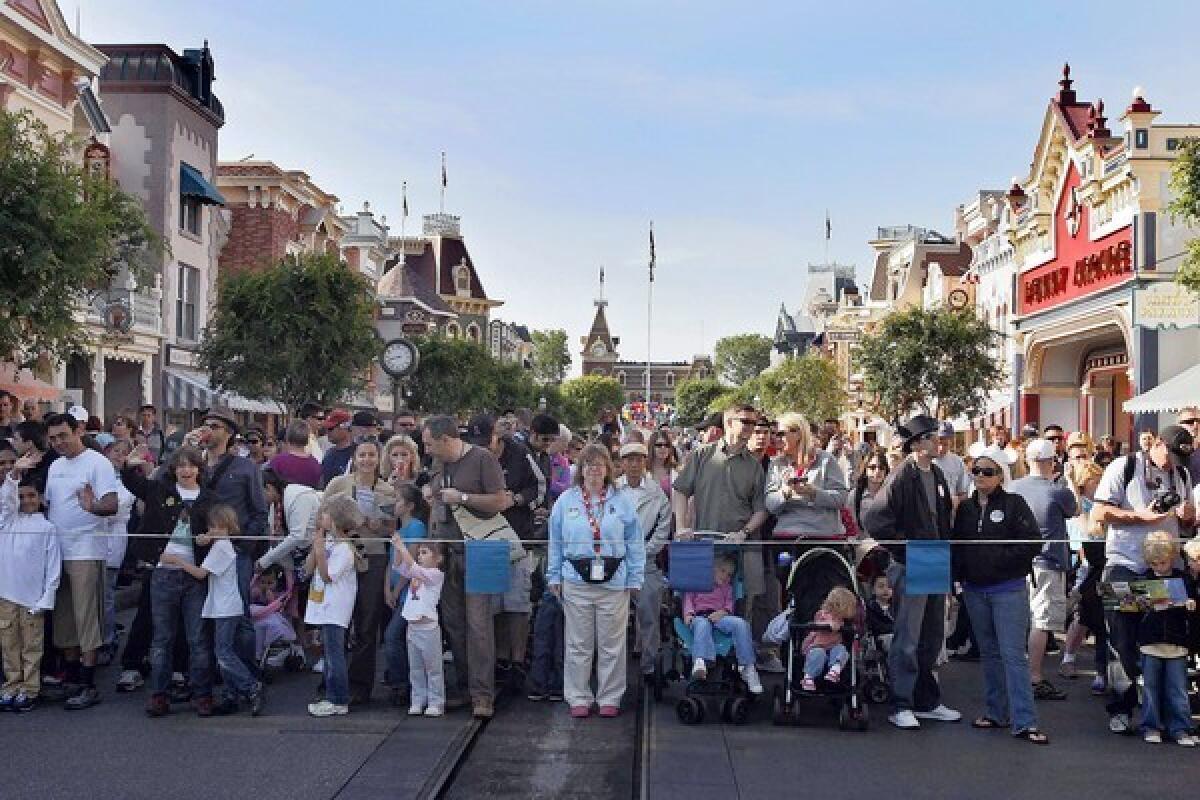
76, 0, 1200, 373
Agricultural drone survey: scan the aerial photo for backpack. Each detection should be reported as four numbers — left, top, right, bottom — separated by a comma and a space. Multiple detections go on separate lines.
1120, 453, 1190, 499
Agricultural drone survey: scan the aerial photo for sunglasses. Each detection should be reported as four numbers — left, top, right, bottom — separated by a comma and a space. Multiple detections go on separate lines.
736, 418, 759, 426
1045, 436, 1063, 442
246, 438, 263, 445
1181, 418, 1200, 426
971, 466, 1000, 477
654, 442, 671, 448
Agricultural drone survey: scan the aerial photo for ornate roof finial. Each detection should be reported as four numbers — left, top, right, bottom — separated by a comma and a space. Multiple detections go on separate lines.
1057, 62, 1076, 104
1127, 85, 1153, 114
1090, 99, 1111, 138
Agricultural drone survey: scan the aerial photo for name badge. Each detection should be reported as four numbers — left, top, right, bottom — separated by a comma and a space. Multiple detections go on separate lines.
590, 557, 605, 582
989, 510, 1005, 523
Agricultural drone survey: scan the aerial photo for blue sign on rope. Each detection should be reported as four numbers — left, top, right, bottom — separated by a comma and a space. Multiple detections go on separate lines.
904, 541, 951, 595
465, 540, 510, 594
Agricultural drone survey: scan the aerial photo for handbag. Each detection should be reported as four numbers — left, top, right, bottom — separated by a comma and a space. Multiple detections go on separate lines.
453, 505, 527, 562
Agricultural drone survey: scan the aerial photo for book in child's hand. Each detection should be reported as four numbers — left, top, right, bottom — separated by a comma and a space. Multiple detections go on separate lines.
1099, 578, 1188, 612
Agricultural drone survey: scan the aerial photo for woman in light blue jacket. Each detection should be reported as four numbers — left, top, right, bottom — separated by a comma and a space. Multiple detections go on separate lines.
547, 443, 644, 719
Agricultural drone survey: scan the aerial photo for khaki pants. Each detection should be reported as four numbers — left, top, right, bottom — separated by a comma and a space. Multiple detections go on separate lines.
53, 559, 105, 653
562, 581, 630, 708
495, 612, 530, 663
0, 598, 44, 697
440, 545, 498, 704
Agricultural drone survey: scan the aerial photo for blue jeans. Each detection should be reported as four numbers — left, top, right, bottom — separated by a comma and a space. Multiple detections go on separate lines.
530, 592, 564, 692
322, 624, 350, 706
234, 553, 259, 678
803, 644, 848, 678
103, 567, 120, 647
690, 614, 755, 666
149, 568, 211, 697
214, 617, 258, 699
1140, 654, 1192, 737
383, 608, 409, 691
963, 588, 1037, 734
886, 562, 944, 713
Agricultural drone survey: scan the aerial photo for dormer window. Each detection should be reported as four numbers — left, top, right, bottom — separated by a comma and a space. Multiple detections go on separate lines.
455, 261, 471, 295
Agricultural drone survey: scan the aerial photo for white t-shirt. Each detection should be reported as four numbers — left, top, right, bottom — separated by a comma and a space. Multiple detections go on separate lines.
399, 563, 444, 627
934, 452, 971, 498
45, 447, 121, 561
201, 539, 243, 618
105, 478, 136, 569
1096, 452, 1194, 572
304, 540, 357, 628
160, 485, 201, 568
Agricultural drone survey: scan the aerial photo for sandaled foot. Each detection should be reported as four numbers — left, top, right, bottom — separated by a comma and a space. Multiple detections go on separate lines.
972, 716, 1005, 729
1014, 728, 1050, 745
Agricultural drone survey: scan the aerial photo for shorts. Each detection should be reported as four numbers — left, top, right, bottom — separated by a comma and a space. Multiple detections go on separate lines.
1028, 565, 1067, 633
53, 559, 106, 652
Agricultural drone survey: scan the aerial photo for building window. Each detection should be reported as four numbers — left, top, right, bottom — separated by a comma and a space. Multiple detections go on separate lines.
455, 265, 471, 294
180, 195, 202, 235
1134, 129, 1149, 149
445, 321, 461, 338
1166, 138, 1180, 151
176, 264, 200, 341
617, 371, 627, 386
666, 372, 675, 388
466, 323, 481, 342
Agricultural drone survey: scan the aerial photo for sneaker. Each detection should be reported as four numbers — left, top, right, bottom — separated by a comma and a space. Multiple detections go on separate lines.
569, 705, 591, 718
1144, 730, 1163, 744
64, 686, 101, 710
598, 705, 620, 718
889, 710, 921, 730
307, 700, 349, 717
0, 693, 13, 712
311, 658, 325, 674
824, 665, 843, 684
1090, 676, 1107, 696
408, 704, 425, 716
757, 653, 786, 674
472, 699, 494, 719
116, 670, 144, 692
740, 665, 763, 695
691, 658, 707, 681
913, 704, 961, 722
1032, 679, 1067, 701
145, 693, 170, 717
1108, 713, 1132, 734
247, 685, 265, 717
11, 693, 35, 713
1174, 734, 1197, 747
801, 676, 817, 692
424, 705, 444, 717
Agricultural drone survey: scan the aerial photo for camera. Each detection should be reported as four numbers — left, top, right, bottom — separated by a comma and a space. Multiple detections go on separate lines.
1150, 488, 1182, 514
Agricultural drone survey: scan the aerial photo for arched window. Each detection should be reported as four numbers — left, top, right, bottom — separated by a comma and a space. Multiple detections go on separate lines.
455, 263, 471, 295
445, 321, 461, 338
466, 323, 481, 342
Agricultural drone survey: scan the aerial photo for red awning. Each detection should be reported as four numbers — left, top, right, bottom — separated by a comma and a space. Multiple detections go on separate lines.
0, 363, 63, 403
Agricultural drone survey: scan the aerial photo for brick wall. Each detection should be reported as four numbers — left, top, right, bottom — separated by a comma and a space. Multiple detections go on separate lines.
218, 205, 298, 272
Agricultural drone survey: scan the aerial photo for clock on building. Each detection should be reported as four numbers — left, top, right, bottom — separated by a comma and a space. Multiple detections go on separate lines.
381, 337, 419, 378
947, 288, 970, 311
590, 340, 607, 358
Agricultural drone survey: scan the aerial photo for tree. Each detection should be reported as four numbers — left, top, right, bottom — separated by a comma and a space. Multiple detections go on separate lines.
855, 306, 1004, 421
758, 354, 845, 422
529, 328, 571, 385
1166, 137, 1200, 293
0, 109, 161, 367
199, 253, 379, 413
405, 335, 500, 415
714, 333, 773, 386
493, 360, 540, 412
708, 379, 760, 416
560, 375, 624, 430
674, 377, 726, 426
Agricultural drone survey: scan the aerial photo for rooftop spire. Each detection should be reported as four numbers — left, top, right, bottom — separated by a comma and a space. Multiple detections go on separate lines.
1057, 62, 1076, 104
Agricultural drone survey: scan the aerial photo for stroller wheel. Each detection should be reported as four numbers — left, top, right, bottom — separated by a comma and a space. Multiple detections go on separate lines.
676, 697, 705, 725
866, 680, 892, 706
725, 697, 750, 725
771, 686, 789, 726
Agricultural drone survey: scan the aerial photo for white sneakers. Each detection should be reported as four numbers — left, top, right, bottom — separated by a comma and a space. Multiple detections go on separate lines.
307, 700, 349, 717
913, 704, 962, 722
691, 658, 707, 681
115, 670, 144, 692
408, 704, 424, 716
1144, 730, 1163, 744
889, 710, 920, 729
739, 665, 763, 695
424, 705, 444, 717
1175, 734, 1197, 747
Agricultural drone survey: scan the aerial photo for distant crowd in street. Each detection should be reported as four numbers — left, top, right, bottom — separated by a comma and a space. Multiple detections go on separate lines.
1, 386, 1198, 750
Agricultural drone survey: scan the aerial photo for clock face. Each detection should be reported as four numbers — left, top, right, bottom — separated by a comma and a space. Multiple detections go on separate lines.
382, 339, 417, 376
590, 340, 607, 357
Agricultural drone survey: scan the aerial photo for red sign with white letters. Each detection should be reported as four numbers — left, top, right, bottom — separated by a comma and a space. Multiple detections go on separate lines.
1018, 163, 1132, 315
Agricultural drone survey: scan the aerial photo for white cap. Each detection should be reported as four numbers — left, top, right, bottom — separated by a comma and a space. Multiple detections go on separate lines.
67, 405, 89, 423
1025, 438, 1058, 462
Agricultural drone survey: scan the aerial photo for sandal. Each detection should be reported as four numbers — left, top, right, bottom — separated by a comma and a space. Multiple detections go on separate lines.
1014, 727, 1050, 745
1032, 680, 1067, 701
971, 717, 1005, 729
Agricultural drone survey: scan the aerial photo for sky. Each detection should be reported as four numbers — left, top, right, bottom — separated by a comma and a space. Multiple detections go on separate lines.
75, 0, 1200, 375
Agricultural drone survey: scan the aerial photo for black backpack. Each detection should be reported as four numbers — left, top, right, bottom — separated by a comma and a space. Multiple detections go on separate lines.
1120, 453, 1191, 499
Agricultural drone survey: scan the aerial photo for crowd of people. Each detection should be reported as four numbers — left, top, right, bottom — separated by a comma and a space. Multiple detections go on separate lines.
0, 387, 1197, 752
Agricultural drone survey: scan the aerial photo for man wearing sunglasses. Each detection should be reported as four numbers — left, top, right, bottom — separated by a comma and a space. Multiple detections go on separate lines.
1179, 407, 1200, 480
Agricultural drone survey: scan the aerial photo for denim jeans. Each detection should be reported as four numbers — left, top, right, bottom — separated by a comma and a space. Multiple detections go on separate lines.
149, 568, 211, 697
887, 562, 944, 713
103, 567, 120, 647
1140, 654, 1192, 737
963, 588, 1038, 734
322, 624, 350, 706
635, 566, 665, 676
383, 608, 409, 691
690, 614, 755, 666
1101, 565, 1142, 716
803, 644, 848, 678
529, 592, 564, 693
234, 553, 259, 678
213, 617, 258, 699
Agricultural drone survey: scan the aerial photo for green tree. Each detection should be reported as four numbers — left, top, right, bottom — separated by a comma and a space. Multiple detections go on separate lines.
199, 253, 379, 413
708, 379, 761, 415
560, 375, 624, 430
855, 306, 1004, 421
714, 333, 773, 386
538, 382, 589, 432
493, 360, 540, 412
405, 335, 500, 415
758, 354, 845, 422
674, 377, 726, 426
0, 109, 161, 367
529, 328, 572, 385
1166, 137, 1200, 293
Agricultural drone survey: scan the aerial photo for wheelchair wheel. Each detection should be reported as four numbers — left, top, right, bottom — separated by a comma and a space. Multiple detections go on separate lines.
771, 686, 788, 726
676, 697, 704, 725
866, 679, 892, 705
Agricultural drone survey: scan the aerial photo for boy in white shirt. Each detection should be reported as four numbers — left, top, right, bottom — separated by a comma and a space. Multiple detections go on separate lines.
392, 537, 446, 716
304, 495, 362, 717
0, 455, 62, 712
162, 504, 264, 716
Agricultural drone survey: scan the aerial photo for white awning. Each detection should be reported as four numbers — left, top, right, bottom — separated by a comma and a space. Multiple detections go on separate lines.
163, 368, 283, 415
1123, 364, 1200, 414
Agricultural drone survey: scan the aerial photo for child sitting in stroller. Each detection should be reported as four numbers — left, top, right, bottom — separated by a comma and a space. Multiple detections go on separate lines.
800, 587, 858, 692
683, 555, 763, 694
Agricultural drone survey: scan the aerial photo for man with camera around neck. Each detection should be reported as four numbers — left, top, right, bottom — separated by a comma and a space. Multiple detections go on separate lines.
1092, 424, 1195, 734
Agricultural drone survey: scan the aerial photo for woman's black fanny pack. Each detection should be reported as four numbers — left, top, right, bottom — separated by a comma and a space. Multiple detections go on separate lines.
568, 556, 624, 584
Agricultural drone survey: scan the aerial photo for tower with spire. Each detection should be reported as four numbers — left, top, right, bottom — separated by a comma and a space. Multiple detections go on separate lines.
580, 267, 620, 375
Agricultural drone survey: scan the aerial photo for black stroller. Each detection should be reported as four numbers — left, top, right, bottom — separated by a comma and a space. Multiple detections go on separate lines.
772, 546, 869, 731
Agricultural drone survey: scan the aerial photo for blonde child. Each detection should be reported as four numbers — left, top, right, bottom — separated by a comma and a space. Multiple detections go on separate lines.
163, 504, 263, 715
1136, 532, 1198, 746
304, 495, 363, 717
391, 536, 445, 716
800, 586, 858, 692
682, 555, 763, 695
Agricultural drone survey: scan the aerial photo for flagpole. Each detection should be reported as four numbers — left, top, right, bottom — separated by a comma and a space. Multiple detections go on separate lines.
440, 152, 446, 214
400, 181, 408, 260
646, 221, 654, 424
824, 209, 830, 264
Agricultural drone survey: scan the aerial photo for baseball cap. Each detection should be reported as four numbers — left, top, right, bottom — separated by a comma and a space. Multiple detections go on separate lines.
67, 405, 89, 423
352, 410, 379, 428
323, 409, 352, 431
619, 442, 648, 458
464, 413, 495, 446
1025, 438, 1057, 462
938, 421, 955, 438
1160, 424, 1194, 456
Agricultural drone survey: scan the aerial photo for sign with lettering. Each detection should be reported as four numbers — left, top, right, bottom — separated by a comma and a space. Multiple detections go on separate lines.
1135, 282, 1200, 329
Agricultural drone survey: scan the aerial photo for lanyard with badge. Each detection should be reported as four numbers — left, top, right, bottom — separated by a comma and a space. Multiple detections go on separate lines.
581, 489, 608, 582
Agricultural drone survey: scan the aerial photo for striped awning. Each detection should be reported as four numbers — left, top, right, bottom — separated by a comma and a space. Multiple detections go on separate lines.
163, 368, 282, 414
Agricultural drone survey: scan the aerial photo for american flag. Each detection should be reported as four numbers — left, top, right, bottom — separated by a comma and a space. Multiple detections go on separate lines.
402, 182, 408, 219
441, 152, 447, 189
649, 222, 656, 283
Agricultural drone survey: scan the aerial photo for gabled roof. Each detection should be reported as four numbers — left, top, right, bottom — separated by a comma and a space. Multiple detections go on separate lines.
923, 242, 972, 279
585, 304, 617, 354
378, 247, 455, 315
436, 237, 489, 300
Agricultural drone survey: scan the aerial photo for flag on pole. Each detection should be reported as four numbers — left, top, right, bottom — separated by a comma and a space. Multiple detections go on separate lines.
441, 152, 447, 189
648, 222, 656, 283
825, 210, 831, 241
402, 181, 408, 219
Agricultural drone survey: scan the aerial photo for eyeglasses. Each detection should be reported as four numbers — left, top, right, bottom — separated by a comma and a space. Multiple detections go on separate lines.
246, 438, 263, 445
653, 442, 671, 448
354, 435, 380, 445
971, 466, 1000, 477
1181, 418, 1200, 426
865, 464, 882, 471
582, 462, 607, 470
1045, 436, 1063, 443
736, 418, 758, 426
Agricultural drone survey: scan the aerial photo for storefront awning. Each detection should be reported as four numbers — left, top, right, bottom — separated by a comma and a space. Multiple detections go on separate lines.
163, 368, 282, 415
180, 163, 226, 206
0, 364, 64, 403
1123, 364, 1200, 415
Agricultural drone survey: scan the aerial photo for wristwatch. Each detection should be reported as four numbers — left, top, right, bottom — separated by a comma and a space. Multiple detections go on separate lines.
460, 493, 471, 506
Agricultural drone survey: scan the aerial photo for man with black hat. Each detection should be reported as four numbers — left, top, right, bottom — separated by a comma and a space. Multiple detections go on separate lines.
864, 413, 960, 730
1092, 424, 1195, 734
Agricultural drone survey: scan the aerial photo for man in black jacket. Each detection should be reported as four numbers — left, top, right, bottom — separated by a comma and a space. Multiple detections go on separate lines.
864, 413, 960, 730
